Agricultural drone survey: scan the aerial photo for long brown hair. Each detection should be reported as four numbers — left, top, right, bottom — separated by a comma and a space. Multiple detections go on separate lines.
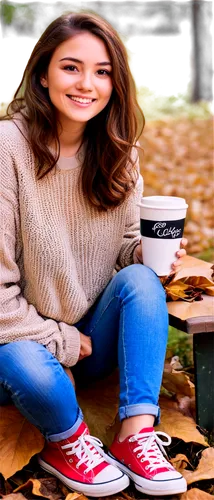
3, 12, 144, 210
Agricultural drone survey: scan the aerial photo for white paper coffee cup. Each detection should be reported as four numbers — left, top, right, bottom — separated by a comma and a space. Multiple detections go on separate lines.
138, 196, 188, 276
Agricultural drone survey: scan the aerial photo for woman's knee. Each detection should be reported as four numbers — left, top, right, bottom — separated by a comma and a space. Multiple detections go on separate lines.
115, 264, 166, 301
0, 341, 61, 391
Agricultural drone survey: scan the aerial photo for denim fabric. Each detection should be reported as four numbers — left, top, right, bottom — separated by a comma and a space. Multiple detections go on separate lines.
0, 265, 168, 441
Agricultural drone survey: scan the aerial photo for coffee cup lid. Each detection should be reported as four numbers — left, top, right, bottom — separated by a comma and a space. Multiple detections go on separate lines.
138, 196, 188, 210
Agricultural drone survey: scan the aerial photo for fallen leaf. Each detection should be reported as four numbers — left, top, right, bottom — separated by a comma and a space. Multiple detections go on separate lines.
162, 370, 195, 397
204, 286, 214, 296
182, 447, 214, 485
170, 453, 192, 472
176, 394, 196, 419
156, 408, 208, 446
180, 487, 214, 499
65, 494, 88, 500
165, 281, 191, 301
170, 355, 183, 370
0, 405, 44, 479
186, 276, 214, 292
14, 478, 62, 500
0, 495, 26, 500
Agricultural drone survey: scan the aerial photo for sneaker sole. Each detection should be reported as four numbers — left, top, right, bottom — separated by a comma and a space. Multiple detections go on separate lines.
108, 452, 187, 496
38, 457, 130, 497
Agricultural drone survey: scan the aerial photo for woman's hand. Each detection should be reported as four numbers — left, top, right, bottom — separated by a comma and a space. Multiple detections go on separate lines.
62, 333, 92, 388
171, 237, 188, 273
79, 332, 92, 361
134, 238, 188, 274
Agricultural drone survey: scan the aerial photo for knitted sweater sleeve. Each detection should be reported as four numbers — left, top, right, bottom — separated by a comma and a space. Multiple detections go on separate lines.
0, 125, 80, 367
116, 151, 143, 269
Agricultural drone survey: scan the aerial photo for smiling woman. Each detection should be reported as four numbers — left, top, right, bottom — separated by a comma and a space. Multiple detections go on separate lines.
2, 12, 143, 207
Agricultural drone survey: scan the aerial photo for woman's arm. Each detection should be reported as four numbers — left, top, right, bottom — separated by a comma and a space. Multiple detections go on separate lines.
0, 127, 80, 367
116, 150, 143, 269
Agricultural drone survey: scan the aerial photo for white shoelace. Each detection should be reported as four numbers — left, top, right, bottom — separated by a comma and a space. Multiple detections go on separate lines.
61, 429, 106, 473
129, 431, 174, 473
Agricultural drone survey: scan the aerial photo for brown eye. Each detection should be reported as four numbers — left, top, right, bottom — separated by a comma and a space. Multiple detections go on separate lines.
63, 65, 77, 69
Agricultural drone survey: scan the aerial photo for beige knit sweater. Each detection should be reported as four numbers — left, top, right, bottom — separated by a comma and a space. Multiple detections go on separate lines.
0, 116, 143, 367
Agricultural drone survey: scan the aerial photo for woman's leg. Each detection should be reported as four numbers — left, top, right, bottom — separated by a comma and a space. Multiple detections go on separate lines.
0, 340, 128, 495
73, 264, 168, 425
0, 340, 81, 441
74, 264, 186, 496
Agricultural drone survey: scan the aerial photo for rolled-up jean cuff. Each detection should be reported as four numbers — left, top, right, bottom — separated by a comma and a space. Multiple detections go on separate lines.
47, 408, 83, 442
119, 404, 160, 425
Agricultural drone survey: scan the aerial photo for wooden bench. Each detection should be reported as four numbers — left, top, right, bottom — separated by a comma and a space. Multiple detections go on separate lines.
167, 255, 214, 433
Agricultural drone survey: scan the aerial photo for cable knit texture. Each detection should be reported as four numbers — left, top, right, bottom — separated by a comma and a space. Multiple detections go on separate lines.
0, 116, 143, 367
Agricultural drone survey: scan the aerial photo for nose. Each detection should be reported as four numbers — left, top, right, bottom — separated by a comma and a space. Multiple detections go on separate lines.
76, 71, 94, 92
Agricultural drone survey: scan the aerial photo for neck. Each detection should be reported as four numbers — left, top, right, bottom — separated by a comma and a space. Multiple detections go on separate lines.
57, 117, 86, 157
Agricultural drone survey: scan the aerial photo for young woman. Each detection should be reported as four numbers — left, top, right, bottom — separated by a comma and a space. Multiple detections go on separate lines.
0, 12, 187, 497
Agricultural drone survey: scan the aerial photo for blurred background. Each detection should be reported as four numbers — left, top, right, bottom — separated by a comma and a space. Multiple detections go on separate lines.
0, 0, 213, 259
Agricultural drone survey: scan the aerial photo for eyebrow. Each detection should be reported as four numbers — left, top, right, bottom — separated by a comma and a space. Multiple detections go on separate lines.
59, 57, 112, 66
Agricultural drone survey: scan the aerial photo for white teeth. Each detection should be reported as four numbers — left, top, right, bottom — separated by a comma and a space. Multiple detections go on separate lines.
69, 96, 94, 104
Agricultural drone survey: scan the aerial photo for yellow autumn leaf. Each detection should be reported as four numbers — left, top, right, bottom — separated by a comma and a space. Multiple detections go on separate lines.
165, 281, 191, 301
0, 405, 44, 479
204, 286, 214, 296
186, 276, 214, 289
65, 494, 88, 500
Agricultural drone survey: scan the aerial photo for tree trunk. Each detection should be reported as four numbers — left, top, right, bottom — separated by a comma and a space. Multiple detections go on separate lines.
191, 0, 213, 102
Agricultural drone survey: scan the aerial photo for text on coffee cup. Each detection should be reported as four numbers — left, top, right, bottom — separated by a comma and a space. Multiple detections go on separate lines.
140, 218, 185, 239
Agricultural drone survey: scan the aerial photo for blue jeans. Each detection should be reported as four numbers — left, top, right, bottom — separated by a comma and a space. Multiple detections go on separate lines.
0, 265, 168, 442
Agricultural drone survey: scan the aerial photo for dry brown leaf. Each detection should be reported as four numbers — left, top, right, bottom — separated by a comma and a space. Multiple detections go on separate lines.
176, 394, 196, 419
65, 494, 88, 500
162, 370, 195, 398
0, 405, 44, 479
170, 355, 183, 370
14, 478, 62, 500
176, 258, 213, 281
0, 495, 27, 500
162, 256, 214, 302
170, 453, 192, 472
156, 407, 208, 446
182, 447, 214, 485
180, 487, 214, 499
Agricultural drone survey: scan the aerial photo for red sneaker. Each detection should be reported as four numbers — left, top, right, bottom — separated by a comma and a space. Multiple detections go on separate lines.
38, 422, 129, 497
108, 427, 187, 496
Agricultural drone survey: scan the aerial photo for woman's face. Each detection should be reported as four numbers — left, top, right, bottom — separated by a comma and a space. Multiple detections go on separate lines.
41, 32, 113, 128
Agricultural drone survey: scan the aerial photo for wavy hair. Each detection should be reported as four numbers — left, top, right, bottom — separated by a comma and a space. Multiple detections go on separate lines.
4, 12, 145, 210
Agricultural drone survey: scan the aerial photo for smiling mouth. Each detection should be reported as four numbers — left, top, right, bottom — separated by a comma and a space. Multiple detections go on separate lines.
66, 95, 96, 104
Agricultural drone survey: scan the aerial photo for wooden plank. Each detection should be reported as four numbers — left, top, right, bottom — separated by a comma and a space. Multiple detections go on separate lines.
167, 255, 214, 325
168, 294, 214, 323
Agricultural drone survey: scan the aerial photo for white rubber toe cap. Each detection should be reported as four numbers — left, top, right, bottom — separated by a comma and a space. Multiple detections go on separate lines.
153, 470, 183, 481
94, 464, 125, 483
